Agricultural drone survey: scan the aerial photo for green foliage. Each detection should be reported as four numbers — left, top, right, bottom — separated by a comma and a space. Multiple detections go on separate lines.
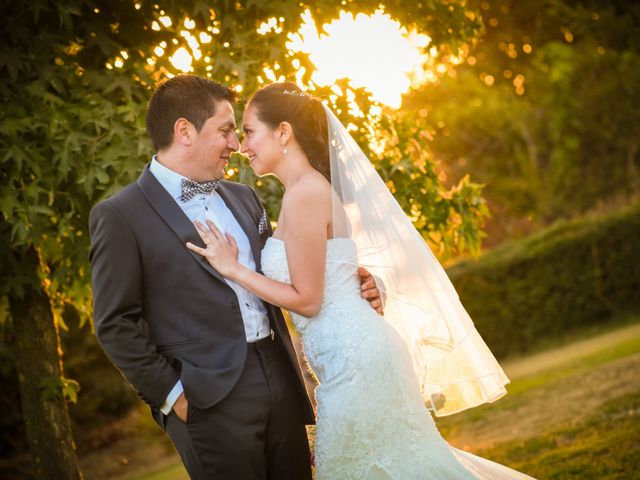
0, 0, 487, 329
0, 0, 154, 326
60, 317, 139, 422
370, 104, 489, 257
404, 0, 640, 243
41, 375, 81, 404
447, 203, 640, 357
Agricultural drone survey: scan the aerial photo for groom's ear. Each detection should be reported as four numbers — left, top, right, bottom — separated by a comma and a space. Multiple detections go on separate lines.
174, 117, 195, 146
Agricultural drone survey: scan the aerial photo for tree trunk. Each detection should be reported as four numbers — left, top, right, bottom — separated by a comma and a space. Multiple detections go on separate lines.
10, 272, 83, 480
627, 141, 639, 194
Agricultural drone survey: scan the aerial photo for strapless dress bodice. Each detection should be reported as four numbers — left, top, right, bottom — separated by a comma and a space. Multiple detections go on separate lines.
261, 237, 362, 332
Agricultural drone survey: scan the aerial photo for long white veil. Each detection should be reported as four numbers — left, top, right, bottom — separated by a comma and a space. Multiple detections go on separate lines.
325, 105, 509, 416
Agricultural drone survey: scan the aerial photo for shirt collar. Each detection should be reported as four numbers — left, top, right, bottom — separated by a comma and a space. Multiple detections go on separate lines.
149, 155, 187, 201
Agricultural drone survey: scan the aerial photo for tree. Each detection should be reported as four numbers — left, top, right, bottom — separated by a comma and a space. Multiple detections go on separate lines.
403, 0, 640, 245
0, 0, 485, 476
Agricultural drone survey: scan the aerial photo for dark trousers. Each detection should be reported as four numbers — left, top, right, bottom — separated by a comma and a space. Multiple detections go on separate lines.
161, 337, 312, 479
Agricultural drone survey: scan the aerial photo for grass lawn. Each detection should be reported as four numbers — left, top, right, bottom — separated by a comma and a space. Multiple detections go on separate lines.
478, 391, 640, 479
130, 464, 188, 480
435, 322, 640, 479
86, 321, 640, 480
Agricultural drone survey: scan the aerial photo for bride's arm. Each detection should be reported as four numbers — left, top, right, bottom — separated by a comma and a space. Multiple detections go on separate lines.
187, 181, 330, 318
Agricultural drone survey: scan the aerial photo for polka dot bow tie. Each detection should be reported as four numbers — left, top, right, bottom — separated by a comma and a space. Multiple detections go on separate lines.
179, 178, 220, 202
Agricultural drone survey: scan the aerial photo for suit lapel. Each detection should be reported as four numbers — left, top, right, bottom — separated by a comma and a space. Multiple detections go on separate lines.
215, 183, 263, 271
136, 165, 227, 284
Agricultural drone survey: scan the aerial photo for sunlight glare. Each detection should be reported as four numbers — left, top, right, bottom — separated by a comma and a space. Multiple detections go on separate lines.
258, 17, 284, 35
288, 10, 430, 108
180, 30, 202, 60
170, 47, 193, 72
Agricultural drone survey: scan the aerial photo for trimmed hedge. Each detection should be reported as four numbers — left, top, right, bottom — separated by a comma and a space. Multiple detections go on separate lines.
448, 203, 640, 358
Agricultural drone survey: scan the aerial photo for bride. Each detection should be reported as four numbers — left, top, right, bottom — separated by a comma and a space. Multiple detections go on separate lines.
187, 82, 534, 479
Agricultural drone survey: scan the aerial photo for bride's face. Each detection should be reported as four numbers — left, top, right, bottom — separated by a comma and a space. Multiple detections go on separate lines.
240, 105, 281, 176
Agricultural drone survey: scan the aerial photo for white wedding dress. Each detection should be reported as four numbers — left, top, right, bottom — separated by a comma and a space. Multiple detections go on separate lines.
262, 236, 534, 480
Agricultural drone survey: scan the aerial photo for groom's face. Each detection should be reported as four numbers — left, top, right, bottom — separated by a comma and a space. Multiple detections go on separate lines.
189, 100, 239, 181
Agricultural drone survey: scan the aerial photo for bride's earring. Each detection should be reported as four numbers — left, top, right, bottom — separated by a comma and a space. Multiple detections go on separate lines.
281, 144, 288, 155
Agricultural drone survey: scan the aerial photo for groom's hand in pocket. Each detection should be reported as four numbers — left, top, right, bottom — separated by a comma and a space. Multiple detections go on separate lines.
173, 392, 189, 422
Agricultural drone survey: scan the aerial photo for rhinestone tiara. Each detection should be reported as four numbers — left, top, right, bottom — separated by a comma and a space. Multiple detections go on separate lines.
282, 89, 307, 97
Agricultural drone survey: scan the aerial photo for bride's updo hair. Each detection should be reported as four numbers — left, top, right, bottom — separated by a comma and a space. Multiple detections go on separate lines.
246, 82, 330, 182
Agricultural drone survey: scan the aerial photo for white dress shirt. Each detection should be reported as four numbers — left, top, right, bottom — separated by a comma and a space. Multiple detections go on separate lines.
149, 158, 270, 414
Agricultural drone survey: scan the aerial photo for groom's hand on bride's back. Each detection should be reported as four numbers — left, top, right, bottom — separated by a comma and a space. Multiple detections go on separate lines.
358, 267, 384, 315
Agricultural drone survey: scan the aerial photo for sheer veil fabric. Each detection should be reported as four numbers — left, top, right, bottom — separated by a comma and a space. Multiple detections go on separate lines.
325, 105, 509, 416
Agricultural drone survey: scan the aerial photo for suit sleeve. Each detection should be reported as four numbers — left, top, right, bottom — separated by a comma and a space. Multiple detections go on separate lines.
89, 201, 179, 410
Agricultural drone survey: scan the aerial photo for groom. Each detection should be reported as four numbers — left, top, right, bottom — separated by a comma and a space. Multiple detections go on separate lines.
89, 75, 382, 479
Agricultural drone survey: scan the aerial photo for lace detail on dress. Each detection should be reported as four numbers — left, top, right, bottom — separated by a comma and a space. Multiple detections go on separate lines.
261, 237, 360, 333
261, 237, 535, 480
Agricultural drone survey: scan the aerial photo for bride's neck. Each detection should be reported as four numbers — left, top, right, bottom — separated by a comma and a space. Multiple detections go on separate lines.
275, 153, 315, 190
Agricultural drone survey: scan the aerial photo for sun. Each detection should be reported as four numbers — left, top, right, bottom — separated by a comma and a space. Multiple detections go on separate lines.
288, 10, 431, 108
145, 9, 431, 109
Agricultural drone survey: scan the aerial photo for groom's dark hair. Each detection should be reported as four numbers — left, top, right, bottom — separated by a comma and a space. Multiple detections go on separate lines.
146, 75, 235, 151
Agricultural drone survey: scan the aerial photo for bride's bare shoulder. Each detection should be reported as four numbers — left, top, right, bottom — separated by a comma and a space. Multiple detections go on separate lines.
283, 171, 332, 211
